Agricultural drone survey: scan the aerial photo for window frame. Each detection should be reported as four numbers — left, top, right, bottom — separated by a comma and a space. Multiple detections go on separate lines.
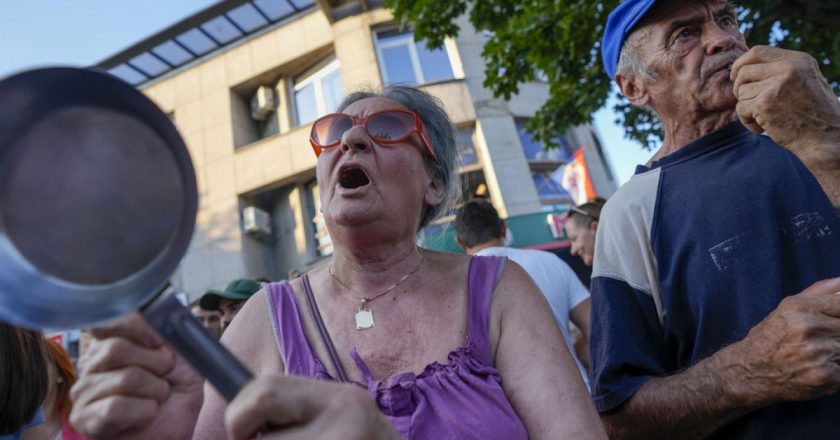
373, 27, 456, 86
293, 57, 343, 126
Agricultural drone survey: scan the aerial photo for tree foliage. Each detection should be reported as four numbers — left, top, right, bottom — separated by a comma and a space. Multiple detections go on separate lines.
385, 0, 840, 150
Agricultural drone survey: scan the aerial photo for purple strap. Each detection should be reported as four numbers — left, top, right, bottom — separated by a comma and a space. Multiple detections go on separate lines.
301, 274, 350, 383
265, 281, 320, 376
467, 255, 505, 365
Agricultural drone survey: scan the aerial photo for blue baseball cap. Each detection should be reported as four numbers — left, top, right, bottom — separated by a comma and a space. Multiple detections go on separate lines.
602, 0, 657, 80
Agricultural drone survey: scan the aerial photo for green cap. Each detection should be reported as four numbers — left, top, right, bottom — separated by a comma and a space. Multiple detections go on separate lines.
199, 278, 261, 311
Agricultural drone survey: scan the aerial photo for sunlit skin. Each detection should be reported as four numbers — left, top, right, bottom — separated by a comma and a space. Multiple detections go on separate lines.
564, 218, 598, 267
616, 0, 749, 160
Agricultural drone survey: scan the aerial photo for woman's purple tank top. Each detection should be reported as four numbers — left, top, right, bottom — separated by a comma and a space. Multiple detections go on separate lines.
265, 256, 528, 439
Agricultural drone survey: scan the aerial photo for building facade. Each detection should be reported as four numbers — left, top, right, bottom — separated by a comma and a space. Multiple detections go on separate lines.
99, 0, 617, 297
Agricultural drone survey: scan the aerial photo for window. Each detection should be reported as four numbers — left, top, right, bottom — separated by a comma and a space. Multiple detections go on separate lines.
456, 126, 480, 168
515, 119, 576, 161
532, 172, 573, 204
294, 58, 344, 125
231, 83, 280, 148
374, 28, 455, 85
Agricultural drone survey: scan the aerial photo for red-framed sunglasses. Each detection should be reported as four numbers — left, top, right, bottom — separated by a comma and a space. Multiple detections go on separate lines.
309, 109, 438, 162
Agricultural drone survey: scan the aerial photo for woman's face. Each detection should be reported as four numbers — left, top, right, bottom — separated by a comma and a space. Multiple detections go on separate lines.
564, 218, 598, 267
316, 97, 441, 236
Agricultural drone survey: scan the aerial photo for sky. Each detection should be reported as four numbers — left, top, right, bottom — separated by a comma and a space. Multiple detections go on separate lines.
0, 0, 653, 185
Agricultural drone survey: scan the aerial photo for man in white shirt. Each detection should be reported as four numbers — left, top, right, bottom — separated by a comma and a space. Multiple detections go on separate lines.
455, 199, 592, 389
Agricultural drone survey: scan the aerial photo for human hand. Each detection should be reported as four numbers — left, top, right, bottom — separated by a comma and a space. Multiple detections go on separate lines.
225, 375, 400, 440
731, 46, 840, 161
733, 277, 840, 405
69, 313, 204, 440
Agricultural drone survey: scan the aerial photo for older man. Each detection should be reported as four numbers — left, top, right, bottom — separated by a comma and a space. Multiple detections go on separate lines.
591, 1, 840, 438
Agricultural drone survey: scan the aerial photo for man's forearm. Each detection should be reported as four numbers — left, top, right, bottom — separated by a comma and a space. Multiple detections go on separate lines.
601, 342, 766, 440
783, 73, 840, 206
790, 130, 840, 206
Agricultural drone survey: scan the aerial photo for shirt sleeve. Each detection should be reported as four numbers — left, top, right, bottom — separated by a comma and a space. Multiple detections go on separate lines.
561, 260, 589, 310
589, 276, 671, 412
588, 170, 669, 412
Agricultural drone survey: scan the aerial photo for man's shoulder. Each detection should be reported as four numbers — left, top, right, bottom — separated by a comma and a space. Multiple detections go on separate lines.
478, 246, 553, 261
597, 169, 661, 241
478, 247, 569, 270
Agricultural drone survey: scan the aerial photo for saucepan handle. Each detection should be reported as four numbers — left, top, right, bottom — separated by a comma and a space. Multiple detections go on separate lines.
141, 294, 252, 401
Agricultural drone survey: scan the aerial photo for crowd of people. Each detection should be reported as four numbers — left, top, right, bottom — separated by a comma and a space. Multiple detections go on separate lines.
3, 0, 840, 438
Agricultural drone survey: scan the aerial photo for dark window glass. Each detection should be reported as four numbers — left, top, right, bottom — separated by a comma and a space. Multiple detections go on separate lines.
227, 3, 269, 32
380, 45, 416, 84
129, 53, 169, 77
176, 28, 218, 55
416, 39, 454, 83
253, 0, 294, 20
201, 16, 242, 44
152, 41, 193, 66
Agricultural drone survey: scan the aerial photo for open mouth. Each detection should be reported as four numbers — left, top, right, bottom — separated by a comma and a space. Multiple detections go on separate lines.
339, 166, 370, 189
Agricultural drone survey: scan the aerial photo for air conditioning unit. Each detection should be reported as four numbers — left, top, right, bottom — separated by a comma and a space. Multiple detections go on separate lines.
250, 86, 276, 121
242, 206, 272, 240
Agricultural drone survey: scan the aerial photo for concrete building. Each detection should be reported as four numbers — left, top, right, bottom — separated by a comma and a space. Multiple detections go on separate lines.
98, 0, 618, 296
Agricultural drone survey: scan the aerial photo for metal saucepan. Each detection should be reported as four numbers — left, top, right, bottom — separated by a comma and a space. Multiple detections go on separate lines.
0, 67, 250, 401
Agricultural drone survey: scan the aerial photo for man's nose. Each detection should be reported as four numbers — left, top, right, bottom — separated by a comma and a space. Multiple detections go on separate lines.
340, 124, 372, 155
704, 22, 737, 55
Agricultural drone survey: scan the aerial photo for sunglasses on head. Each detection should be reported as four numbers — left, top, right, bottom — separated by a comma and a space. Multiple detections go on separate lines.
309, 109, 438, 162
568, 207, 599, 221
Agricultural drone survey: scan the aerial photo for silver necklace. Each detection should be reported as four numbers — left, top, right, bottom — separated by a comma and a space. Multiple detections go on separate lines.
329, 251, 424, 330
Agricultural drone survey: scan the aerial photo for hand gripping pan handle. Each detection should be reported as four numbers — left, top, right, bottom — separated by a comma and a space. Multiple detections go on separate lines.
142, 293, 252, 401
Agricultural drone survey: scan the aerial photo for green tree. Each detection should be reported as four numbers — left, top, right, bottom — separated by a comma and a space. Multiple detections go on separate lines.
385, 0, 840, 150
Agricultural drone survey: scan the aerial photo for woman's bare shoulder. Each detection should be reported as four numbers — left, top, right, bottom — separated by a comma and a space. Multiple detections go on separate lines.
221, 288, 284, 375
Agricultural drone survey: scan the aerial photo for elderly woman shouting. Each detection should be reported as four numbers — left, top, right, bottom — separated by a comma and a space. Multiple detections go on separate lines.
70, 86, 605, 439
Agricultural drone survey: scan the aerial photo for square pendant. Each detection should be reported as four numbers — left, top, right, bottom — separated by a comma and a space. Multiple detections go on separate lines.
355, 309, 374, 330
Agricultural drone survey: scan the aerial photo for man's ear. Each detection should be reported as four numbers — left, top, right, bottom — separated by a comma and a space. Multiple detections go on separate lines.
499, 220, 507, 240
615, 73, 651, 108
455, 236, 468, 253
589, 220, 599, 232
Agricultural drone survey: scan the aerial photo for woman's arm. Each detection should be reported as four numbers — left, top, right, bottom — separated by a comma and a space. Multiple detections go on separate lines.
569, 299, 592, 368
193, 289, 285, 439
490, 262, 606, 439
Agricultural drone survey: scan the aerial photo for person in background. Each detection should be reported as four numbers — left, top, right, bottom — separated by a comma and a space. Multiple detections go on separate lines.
590, 0, 840, 438
70, 85, 605, 440
563, 198, 606, 267
199, 278, 261, 332
43, 340, 87, 440
455, 199, 593, 389
190, 299, 222, 339
0, 322, 49, 440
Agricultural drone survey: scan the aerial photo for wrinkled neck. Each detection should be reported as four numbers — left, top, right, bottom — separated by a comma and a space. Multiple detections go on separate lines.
652, 109, 737, 162
329, 242, 423, 294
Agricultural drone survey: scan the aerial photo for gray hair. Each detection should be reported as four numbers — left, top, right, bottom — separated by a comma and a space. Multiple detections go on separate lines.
616, 31, 658, 84
337, 85, 460, 230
